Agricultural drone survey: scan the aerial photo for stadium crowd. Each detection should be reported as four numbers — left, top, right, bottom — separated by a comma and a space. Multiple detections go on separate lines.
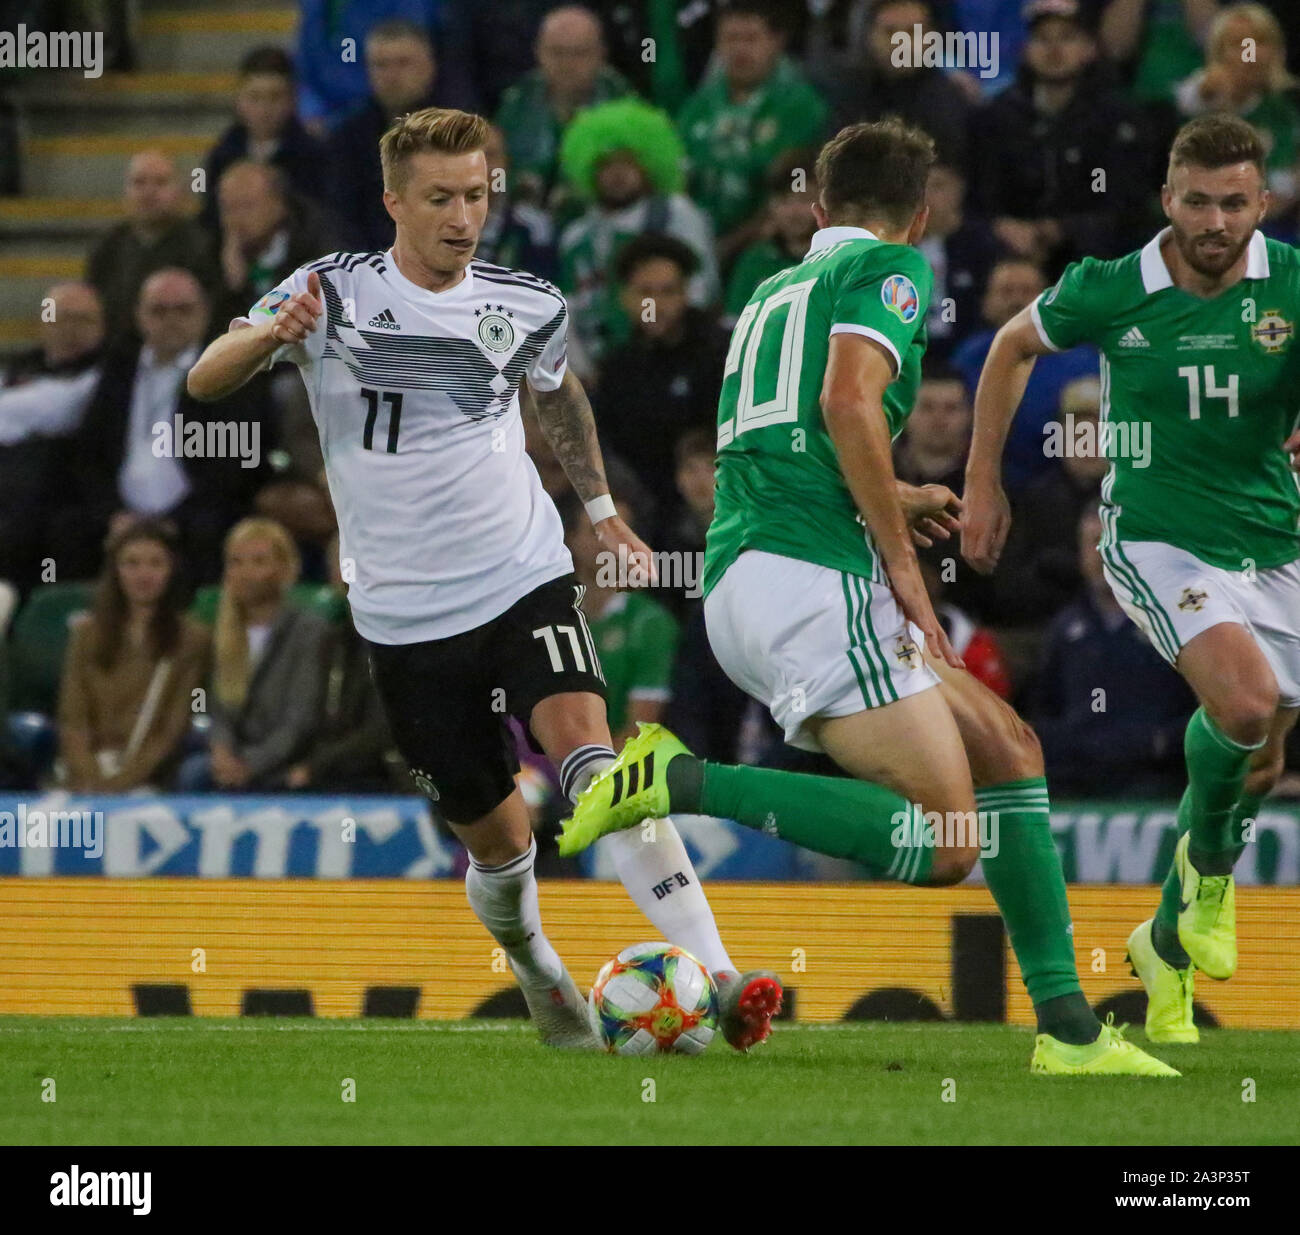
2, 0, 1299, 810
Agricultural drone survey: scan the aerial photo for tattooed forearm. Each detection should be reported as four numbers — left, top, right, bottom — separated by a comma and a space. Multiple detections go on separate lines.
526, 370, 609, 502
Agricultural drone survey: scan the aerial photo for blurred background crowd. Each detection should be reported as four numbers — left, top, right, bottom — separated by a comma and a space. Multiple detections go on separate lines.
1, 0, 1298, 816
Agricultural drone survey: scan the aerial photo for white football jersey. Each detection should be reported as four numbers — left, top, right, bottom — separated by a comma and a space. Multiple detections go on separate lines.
240, 251, 574, 644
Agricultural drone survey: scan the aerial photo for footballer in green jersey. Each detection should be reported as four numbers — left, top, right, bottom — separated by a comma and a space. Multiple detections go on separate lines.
560, 119, 1177, 1077
966, 113, 1300, 1043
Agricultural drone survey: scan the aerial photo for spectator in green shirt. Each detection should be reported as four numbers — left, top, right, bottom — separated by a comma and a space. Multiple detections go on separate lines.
1100, 0, 1219, 104
494, 5, 631, 214
677, 0, 830, 265
562, 496, 680, 745
557, 97, 720, 375
1174, 3, 1300, 216
723, 148, 820, 319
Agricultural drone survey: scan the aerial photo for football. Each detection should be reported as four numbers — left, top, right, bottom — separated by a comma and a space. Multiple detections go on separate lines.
588, 942, 719, 1055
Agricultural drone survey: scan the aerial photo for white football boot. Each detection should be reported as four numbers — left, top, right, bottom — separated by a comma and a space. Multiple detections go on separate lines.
516, 966, 603, 1050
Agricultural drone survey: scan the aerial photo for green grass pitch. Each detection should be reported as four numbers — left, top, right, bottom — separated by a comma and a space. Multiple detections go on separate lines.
2, 1019, 1296, 1145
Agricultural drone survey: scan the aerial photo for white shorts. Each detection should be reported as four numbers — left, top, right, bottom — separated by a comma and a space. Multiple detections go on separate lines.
1101, 539, 1300, 708
704, 549, 940, 752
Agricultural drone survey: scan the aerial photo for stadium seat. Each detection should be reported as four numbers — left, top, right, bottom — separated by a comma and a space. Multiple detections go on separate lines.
7, 581, 94, 714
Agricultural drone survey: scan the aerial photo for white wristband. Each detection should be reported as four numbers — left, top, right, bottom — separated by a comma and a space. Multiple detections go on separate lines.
584, 494, 617, 525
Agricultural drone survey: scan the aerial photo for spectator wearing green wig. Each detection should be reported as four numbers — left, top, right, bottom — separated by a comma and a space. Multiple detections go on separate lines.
556, 97, 720, 378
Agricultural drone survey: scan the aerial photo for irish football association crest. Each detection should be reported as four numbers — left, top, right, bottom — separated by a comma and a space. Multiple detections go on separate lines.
1178, 587, 1208, 613
1251, 310, 1293, 354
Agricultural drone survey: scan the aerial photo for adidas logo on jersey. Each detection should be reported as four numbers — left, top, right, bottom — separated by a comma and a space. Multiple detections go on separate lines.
1118, 326, 1149, 348
367, 308, 401, 330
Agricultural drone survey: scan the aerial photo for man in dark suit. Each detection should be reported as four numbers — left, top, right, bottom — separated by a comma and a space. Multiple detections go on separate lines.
49, 269, 268, 586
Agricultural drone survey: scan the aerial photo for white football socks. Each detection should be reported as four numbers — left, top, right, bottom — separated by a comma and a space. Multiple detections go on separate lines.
464, 835, 565, 988
561, 744, 735, 976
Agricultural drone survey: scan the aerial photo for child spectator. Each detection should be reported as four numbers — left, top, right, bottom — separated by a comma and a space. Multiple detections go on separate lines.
201, 47, 325, 232
724, 150, 820, 318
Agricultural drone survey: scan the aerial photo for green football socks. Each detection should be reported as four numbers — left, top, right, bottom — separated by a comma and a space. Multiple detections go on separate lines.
977, 779, 1099, 1044
668, 756, 937, 884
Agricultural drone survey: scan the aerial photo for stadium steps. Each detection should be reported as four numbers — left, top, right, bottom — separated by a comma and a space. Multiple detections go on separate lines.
134, 8, 298, 73
21, 132, 222, 197
0, 244, 87, 321
0, 2, 296, 356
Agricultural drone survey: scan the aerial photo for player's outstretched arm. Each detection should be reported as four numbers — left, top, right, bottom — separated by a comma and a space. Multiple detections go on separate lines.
962, 305, 1052, 574
187, 271, 323, 402
527, 369, 656, 582
821, 332, 962, 669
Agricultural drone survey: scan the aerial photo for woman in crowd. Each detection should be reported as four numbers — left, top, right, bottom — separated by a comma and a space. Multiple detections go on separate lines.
177, 517, 330, 791
58, 518, 210, 792
1176, 3, 1300, 217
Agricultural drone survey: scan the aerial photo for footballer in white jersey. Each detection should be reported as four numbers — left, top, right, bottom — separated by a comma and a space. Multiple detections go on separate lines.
187, 107, 782, 1052
236, 250, 575, 647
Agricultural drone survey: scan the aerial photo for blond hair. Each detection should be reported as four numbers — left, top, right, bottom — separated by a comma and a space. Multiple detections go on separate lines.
213, 518, 300, 710
379, 107, 489, 194
1210, 4, 1294, 92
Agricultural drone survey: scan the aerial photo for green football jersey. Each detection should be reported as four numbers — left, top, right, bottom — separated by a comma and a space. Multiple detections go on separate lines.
587, 591, 678, 731
702, 227, 932, 597
1034, 230, 1300, 571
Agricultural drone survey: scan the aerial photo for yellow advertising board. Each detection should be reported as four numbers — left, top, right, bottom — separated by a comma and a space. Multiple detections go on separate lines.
0, 879, 1296, 1027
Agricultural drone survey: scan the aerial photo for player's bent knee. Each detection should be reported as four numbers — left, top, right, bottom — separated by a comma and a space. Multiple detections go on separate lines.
1209, 691, 1278, 749
998, 716, 1044, 782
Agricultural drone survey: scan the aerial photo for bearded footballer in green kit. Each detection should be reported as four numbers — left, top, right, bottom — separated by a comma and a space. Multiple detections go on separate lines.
965, 113, 1300, 1045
